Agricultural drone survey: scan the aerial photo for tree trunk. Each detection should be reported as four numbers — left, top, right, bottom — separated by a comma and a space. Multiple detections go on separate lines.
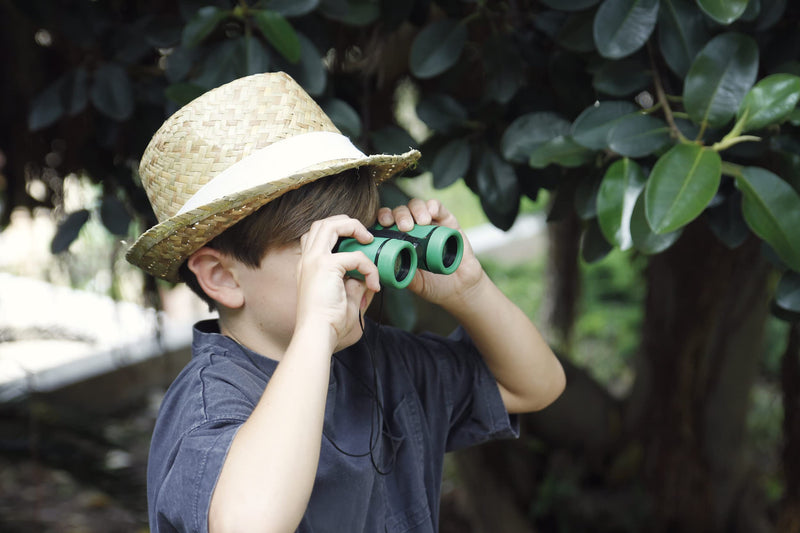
627, 221, 770, 532
453, 440, 538, 533
540, 206, 581, 353
779, 323, 800, 533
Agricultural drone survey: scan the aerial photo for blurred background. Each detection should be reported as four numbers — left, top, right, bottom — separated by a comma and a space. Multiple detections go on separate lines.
1, 0, 799, 532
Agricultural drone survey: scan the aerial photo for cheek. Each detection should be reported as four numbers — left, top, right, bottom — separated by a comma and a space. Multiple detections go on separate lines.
363, 290, 375, 311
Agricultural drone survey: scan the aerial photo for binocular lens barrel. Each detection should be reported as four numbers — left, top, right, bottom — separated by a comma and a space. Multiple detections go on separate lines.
418, 225, 463, 275
444, 238, 458, 267
394, 251, 411, 280
374, 238, 417, 289
335, 224, 463, 289
336, 236, 417, 289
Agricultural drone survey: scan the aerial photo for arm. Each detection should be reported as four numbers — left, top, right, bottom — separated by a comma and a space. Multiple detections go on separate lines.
207, 216, 381, 533
377, 199, 565, 414
442, 270, 565, 413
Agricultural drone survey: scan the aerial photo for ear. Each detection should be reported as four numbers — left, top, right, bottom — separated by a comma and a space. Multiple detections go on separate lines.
187, 247, 245, 309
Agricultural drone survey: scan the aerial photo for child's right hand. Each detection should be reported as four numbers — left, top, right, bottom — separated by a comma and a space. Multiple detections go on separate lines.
295, 215, 381, 351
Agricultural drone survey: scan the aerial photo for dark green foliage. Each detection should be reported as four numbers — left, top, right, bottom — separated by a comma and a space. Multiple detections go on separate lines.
51, 209, 90, 254
4, 0, 800, 322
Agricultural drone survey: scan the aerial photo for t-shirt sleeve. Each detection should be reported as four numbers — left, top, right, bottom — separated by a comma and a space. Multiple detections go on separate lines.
149, 357, 261, 533
386, 326, 520, 452
152, 420, 241, 533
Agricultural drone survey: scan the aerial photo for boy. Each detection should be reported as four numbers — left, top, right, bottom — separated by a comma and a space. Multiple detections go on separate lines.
127, 72, 565, 533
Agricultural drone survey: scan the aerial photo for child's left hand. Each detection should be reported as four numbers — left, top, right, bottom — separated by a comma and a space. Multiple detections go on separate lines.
376, 198, 487, 308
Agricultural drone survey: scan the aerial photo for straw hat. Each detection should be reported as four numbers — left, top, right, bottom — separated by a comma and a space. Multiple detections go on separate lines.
126, 72, 420, 282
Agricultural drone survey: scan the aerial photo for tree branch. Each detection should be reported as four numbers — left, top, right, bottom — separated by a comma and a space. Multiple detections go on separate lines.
647, 42, 688, 144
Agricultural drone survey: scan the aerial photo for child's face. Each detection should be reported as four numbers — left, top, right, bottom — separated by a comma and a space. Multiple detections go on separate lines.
233, 241, 375, 358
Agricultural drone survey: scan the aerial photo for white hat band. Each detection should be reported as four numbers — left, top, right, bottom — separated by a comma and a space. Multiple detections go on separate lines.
176, 131, 368, 216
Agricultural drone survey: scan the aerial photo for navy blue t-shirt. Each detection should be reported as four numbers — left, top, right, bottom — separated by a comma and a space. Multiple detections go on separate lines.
147, 319, 518, 533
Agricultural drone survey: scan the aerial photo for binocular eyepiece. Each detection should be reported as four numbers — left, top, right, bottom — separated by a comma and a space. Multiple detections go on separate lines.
335, 224, 464, 289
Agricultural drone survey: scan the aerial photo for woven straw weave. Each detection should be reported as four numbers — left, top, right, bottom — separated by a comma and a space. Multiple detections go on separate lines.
126, 72, 420, 282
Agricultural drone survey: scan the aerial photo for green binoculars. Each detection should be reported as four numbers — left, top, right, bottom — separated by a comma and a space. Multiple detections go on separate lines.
336, 224, 464, 289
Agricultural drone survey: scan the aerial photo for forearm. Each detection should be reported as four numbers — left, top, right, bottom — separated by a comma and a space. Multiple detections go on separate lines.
209, 324, 334, 533
444, 272, 565, 413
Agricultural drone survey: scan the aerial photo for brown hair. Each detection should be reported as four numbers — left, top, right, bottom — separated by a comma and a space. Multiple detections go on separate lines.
179, 168, 379, 310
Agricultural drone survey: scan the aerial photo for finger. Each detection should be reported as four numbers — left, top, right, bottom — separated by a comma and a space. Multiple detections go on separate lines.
407, 198, 432, 226
307, 216, 374, 252
337, 251, 381, 291
426, 199, 442, 220
392, 205, 414, 231
377, 207, 394, 227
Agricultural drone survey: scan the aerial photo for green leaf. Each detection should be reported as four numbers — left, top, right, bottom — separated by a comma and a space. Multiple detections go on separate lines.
371, 125, 418, 155
318, 0, 378, 25
195, 40, 242, 89
789, 108, 800, 127
378, 180, 411, 209
182, 6, 228, 48
431, 139, 470, 189
28, 77, 66, 131
683, 33, 759, 128
416, 94, 467, 133
607, 114, 672, 157
501, 112, 571, 164
740, 0, 760, 21
631, 190, 683, 253
775, 271, 800, 314
165, 82, 206, 106
592, 55, 651, 96
575, 175, 602, 220
696, 0, 749, 24
483, 35, 526, 104
657, 0, 711, 78
65, 68, 89, 116
477, 151, 521, 230
253, 10, 301, 63
51, 209, 91, 254
337, 0, 380, 26
480, 194, 520, 231
754, 0, 786, 31
645, 143, 722, 233
705, 190, 750, 249
540, 0, 601, 10
90, 63, 134, 121
581, 217, 614, 263
322, 98, 361, 139
597, 157, 647, 250
165, 46, 195, 82
318, 0, 349, 19
775, 149, 800, 195
267, 0, 320, 17
409, 19, 467, 79
571, 101, 638, 150
100, 195, 131, 236
529, 136, 595, 169
593, 0, 659, 59
243, 35, 271, 75
735, 166, 800, 271
737, 73, 800, 132
557, 10, 597, 53
277, 33, 326, 96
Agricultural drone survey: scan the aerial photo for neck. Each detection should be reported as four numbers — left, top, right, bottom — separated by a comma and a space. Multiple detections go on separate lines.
218, 313, 290, 361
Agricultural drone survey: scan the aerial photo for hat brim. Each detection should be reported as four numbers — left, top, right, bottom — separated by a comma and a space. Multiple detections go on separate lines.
125, 150, 420, 282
